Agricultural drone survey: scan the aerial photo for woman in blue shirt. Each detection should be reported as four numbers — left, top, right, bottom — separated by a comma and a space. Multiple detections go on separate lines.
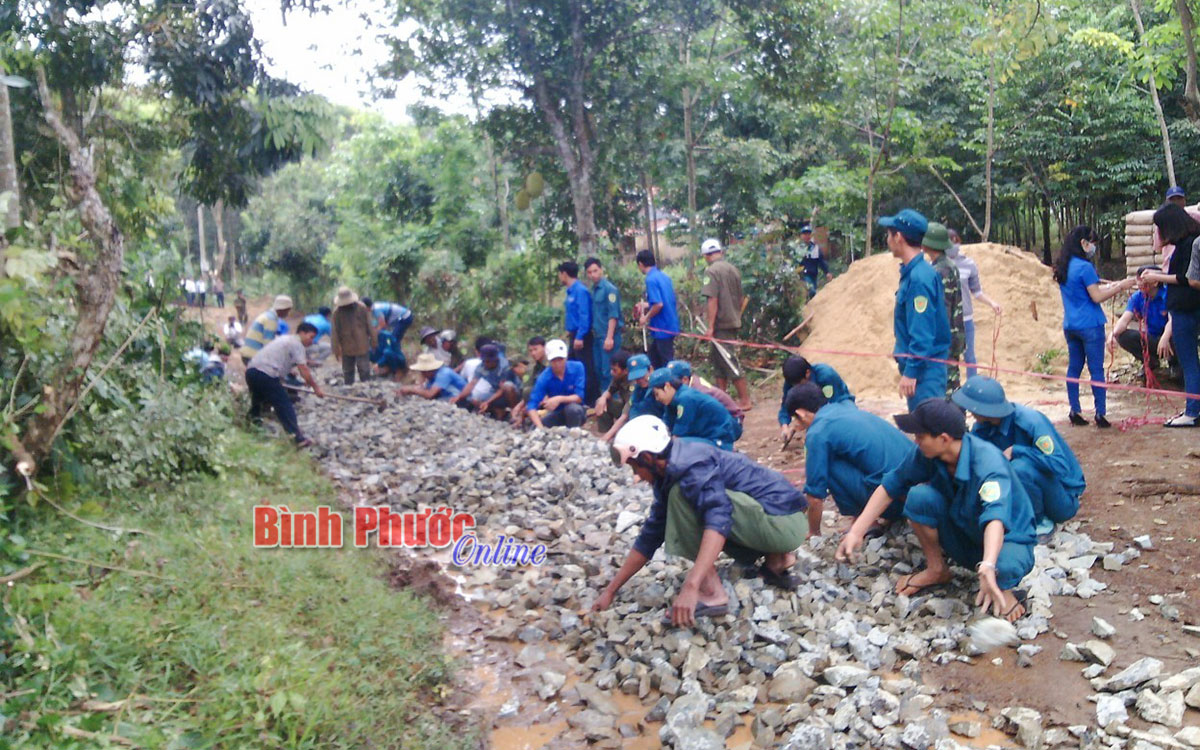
1053, 226, 1136, 428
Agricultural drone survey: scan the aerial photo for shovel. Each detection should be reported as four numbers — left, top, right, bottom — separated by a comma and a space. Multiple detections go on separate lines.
283, 384, 388, 412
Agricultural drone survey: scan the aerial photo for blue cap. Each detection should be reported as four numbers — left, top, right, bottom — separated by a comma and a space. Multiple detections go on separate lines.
878, 209, 929, 244
801, 225, 813, 234
647, 368, 677, 389
893, 398, 966, 439
1166, 186, 1186, 199
950, 376, 1015, 419
627, 353, 651, 380
667, 359, 692, 379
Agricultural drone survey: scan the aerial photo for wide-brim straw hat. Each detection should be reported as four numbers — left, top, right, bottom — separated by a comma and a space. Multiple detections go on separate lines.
334, 286, 359, 307
410, 352, 443, 372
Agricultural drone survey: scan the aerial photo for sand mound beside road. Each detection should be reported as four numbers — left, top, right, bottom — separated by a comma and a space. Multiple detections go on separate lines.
801, 243, 1070, 400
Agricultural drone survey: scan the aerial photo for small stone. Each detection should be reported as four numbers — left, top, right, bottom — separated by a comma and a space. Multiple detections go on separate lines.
515, 644, 546, 667
1133, 535, 1153, 549
615, 510, 640, 534
671, 728, 724, 750
497, 694, 519, 720
1096, 694, 1128, 728
1102, 554, 1123, 571
1161, 666, 1200, 693
538, 671, 566, 700
567, 708, 616, 740
948, 720, 982, 739
1001, 707, 1043, 749
1161, 603, 1181, 622
577, 683, 622, 716
1136, 689, 1185, 727
900, 722, 932, 749
823, 664, 870, 688
1082, 664, 1106, 679
1079, 640, 1116, 667
1091, 617, 1117, 639
645, 696, 671, 723
1176, 727, 1200, 747
1186, 682, 1200, 709
1149, 594, 1165, 605
769, 662, 819, 703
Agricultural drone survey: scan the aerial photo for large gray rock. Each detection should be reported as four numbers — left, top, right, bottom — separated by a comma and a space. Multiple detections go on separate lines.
1098, 657, 1164, 692
769, 661, 819, 702
1135, 689, 1184, 727
1186, 682, 1200, 709
567, 708, 616, 740
671, 728, 725, 750
823, 664, 870, 688
1079, 640, 1116, 667
1160, 666, 1200, 693
1095, 694, 1129, 728
1000, 706, 1043, 748
780, 722, 834, 750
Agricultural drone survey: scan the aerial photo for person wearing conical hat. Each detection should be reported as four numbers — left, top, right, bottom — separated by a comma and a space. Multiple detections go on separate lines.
330, 286, 375, 385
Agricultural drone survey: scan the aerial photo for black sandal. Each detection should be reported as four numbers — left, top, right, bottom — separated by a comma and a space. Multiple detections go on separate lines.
1001, 588, 1029, 620
758, 564, 800, 591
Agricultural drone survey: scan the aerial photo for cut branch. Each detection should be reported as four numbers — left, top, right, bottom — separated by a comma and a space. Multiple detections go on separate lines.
928, 164, 985, 237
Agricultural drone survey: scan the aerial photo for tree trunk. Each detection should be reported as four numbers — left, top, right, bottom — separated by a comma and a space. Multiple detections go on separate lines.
212, 198, 228, 282
1133, 0, 1177, 185
196, 204, 207, 274
640, 168, 656, 264
681, 35, 697, 239
983, 53, 995, 242
863, 0, 905, 256
1177, 0, 1200, 121
1041, 200, 1052, 265
18, 69, 126, 470
0, 68, 19, 233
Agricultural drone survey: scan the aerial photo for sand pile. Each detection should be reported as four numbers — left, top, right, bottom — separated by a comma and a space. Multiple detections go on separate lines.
800, 243, 1071, 400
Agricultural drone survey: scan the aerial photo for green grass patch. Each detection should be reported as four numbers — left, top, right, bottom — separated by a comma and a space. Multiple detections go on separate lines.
1, 432, 472, 749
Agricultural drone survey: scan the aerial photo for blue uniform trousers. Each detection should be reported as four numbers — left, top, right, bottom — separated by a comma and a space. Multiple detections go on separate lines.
907, 363, 948, 411
1011, 456, 1080, 525
826, 459, 906, 520
592, 332, 621, 393
903, 484, 1034, 590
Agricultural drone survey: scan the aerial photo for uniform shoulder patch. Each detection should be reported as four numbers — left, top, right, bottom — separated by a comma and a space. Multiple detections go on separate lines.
702, 276, 711, 286
1035, 435, 1055, 455
608, 293, 616, 303
676, 405, 685, 419
979, 480, 1002, 503
913, 295, 929, 314
821, 385, 834, 398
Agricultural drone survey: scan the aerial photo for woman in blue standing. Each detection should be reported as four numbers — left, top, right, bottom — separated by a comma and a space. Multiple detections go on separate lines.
1054, 226, 1136, 428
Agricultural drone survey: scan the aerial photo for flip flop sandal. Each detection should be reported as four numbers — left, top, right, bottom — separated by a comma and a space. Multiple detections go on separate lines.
660, 602, 730, 626
758, 564, 800, 592
863, 522, 892, 541
896, 572, 952, 597
1001, 588, 1029, 620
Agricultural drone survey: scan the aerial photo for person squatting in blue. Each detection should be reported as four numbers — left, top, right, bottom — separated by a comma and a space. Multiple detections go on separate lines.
836, 398, 1037, 622
648, 367, 740, 451
951, 376, 1084, 539
585, 257, 623, 393
784, 383, 916, 538
880, 209, 951, 409
526, 338, 588, 429
593, 416, 810, 627
666, 360, 744, 431
777, 355, 854, 442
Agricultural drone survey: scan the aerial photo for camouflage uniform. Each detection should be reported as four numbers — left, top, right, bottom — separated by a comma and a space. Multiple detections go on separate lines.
930, 253, 965, 392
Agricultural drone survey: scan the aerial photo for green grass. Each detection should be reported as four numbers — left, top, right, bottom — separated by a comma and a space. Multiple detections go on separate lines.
1, 432, 471, 749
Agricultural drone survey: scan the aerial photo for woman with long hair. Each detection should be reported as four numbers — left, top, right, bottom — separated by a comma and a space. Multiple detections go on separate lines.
1140, 204, 1200, 426
1054, 226, 1136, 427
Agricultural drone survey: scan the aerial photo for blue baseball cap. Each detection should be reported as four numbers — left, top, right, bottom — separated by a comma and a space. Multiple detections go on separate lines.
1166, 186, 1186, 199
667, 359, 692, 379
647, 368, 678, 389
627, 353, 651, 380
950, 376, 1015, 419
893, 398, 966, 439
878, 209, 929, 244
800, 225, 813, 234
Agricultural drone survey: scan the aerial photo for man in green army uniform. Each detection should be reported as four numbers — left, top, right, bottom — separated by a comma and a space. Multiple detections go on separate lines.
922, 222, 965, 392
595, 350, 632, 436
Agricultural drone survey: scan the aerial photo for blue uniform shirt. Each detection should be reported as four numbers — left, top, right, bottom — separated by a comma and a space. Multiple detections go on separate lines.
527, 360, 587, 412
894, 254, 951, 378
633, 440, 807, 558
591, 278, 623, 338
664, 385, 740, 450
564, 280, 593, 342
778, 363, 856, 425
881, 432, 1036, 547
629, 384, 664, 420
644, 268, 680, 339
303, 314, 331, 342
1125, 287, 1169, 338
1059, 257, 1107, 331
799, 241, 829, 279
803, 402, 915, 500
372, 302, 411, 326
430, 366, 467, 400
971, 405, 1086, 495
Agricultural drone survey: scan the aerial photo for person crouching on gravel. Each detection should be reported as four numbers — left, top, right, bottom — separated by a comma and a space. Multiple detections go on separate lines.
593, 415, 809, 627
835, 398, 1036, 622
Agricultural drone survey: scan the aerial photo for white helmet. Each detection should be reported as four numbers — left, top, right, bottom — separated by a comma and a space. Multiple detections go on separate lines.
700, 238, 722, 255
613, 415, 671, 459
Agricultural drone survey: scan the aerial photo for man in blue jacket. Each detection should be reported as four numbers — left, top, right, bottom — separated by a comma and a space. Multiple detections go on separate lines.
836, 398, 1036, 622
585, 257, 623, 393
784, 383, 915, 537
558, 261, 596, 405
593, 416, 809, 626
636, 250, 680, 369
951, 376, 1085, 538
527, 339, 588, 429
777, 355, 855, 442
880, 209, 951, 409
649, 368, 740, 451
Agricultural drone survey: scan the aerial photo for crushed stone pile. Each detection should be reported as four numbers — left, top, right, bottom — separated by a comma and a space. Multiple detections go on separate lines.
284, 384, 1198, 750
803, 244, 1072, 401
